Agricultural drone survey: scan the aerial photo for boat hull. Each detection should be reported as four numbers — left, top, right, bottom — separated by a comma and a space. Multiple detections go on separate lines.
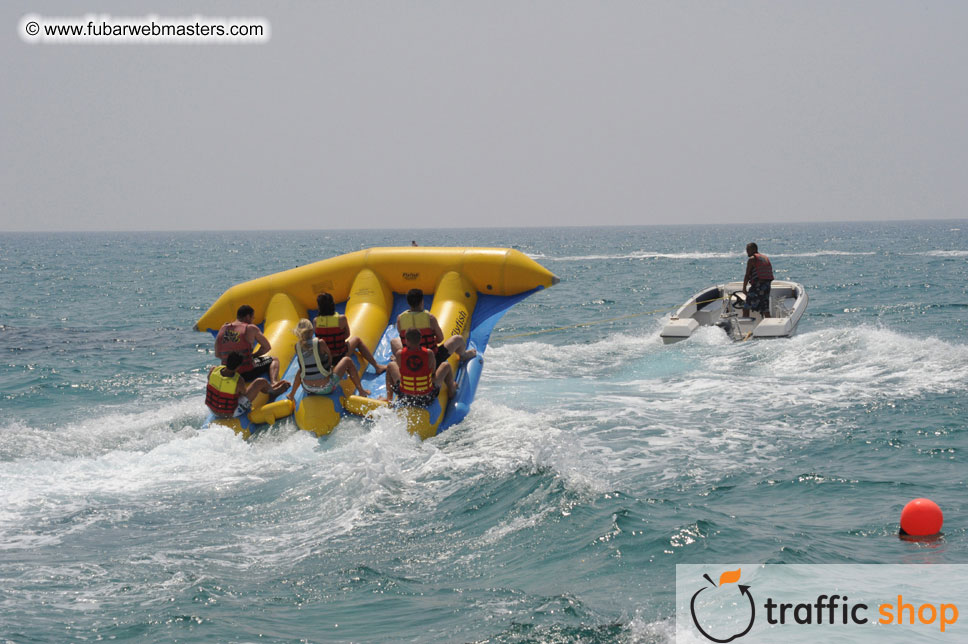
660, 280, 807, 343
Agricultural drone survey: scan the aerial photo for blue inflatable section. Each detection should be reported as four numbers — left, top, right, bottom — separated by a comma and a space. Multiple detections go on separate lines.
438, 288, 539, 430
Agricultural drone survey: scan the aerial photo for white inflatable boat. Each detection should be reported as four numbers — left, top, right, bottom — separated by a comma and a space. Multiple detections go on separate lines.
660, 280, 808, 343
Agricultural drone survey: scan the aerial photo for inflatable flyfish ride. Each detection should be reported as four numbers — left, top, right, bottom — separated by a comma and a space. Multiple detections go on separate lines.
195, 247, 558, 439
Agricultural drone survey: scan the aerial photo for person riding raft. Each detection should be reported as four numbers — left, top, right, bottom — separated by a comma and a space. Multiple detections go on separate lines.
214, 304, 289, 390
205, 352, 286, 418
288, 319, 370, 401
384, 328, 457, 407
313, 293, 386, 375
389, 288, 477, 366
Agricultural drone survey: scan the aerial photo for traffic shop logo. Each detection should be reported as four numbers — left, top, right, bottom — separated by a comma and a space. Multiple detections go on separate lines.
690, 569, 755, 643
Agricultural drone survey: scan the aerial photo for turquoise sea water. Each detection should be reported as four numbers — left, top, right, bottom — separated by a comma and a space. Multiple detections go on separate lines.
2, 221, 968, 643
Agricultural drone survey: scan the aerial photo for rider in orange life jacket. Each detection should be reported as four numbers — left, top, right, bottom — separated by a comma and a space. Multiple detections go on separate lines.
742, 242, 774, 318
389, 288, 477, 365
313, 293, 386, 376
214, 304, 289, 389
384, 328, 457, 406
205, 352, 285, 418
288, 318, 370, 401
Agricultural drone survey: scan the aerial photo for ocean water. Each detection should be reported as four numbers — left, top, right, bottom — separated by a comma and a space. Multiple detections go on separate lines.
1, 221, 967, 643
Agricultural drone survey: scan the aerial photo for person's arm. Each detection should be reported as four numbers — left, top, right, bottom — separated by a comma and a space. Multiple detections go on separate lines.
340, 314, 351, 336
288, 372, 302, 401
315, 337, 332, 360
429, 315, 445, 344
214, 328, 227, 360
250, 324, 272, 357
427, 349, 436, 374
743, 257, 754, 292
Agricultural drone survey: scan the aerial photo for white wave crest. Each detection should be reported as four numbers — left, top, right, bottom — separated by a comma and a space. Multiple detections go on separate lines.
0, 387, 614, 566
773, 251, 876, 257
910, 250, 968, 257
0, 414, 323, 551
534, 251, 740, 261
531, 250, 876, 262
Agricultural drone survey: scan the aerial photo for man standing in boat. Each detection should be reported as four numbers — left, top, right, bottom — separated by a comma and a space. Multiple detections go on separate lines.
390, 288, 477, 364
214, 305, 288, 390
742, 243, 773, 318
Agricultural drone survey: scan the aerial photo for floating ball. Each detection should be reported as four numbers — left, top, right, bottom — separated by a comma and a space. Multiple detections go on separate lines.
900, 498, 943, 536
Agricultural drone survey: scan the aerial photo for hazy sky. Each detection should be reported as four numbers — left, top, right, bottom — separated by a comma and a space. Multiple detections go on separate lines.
3, 1, 966, 232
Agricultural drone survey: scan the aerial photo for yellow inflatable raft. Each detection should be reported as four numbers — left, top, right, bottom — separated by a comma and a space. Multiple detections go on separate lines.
196, 247, 557, 439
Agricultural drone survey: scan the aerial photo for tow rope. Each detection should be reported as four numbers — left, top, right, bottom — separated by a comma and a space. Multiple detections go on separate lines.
495, 297, 727, 341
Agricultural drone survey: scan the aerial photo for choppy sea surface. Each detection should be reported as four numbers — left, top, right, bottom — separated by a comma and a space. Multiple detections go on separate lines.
2, 221, 967, 643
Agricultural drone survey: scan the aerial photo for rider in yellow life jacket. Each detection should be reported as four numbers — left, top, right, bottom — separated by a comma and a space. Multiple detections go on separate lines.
205, 352, 285, 418
313, 293, 386, 375
390, 288, 477, 365
384, 328, 457, 407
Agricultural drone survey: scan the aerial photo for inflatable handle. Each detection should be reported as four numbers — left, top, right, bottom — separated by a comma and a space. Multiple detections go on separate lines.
248, 398, 294, 425
345, 269, 393, 373
415, 271, 477, 437
247, 292, 301, 412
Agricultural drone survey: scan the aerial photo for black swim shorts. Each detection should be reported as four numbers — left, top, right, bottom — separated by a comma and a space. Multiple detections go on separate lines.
393, 384, 441, 408
238, 355, 272, 382
746, 280, 772, 314
435, 345, 451, 365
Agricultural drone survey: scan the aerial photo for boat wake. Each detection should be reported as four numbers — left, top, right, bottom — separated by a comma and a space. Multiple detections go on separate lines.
482, 324, 968, 486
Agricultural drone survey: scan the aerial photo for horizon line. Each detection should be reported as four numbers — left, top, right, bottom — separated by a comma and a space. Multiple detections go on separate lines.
2, 216, 966, 235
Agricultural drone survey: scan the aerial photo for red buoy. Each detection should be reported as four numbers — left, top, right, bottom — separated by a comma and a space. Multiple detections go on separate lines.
900, 498, 943, 536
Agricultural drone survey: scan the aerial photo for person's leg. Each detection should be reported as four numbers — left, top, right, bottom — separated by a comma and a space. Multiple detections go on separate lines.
442, 335, 476, 361
268, 379, 289, 396
435, 362, 456, 398
334, 356, 369, 396
383, 361, 401, 402
244, 356, 287, 389
345, 336, 387, 375
390, 337, 403, 360
244, 378, 271, 400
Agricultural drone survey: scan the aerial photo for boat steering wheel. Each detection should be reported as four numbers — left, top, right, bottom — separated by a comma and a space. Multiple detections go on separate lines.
729, 291, 747, 310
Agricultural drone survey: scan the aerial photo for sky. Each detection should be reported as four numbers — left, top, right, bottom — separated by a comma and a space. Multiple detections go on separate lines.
2, 1, 967, 232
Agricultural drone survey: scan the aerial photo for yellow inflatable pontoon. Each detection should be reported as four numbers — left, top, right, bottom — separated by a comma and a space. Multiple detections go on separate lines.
196, 247, 557, 439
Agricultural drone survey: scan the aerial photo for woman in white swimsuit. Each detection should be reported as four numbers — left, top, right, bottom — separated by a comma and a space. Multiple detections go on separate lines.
287, 319, 370, 401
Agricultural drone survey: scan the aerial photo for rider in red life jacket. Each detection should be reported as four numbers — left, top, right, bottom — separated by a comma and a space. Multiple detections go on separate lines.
214, 304, 289, 390
389, 288, 477, 366
313, 293, 386, 375
742, 242, 774, 318
205, 351, 284, 418
384, 328, 457, 406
